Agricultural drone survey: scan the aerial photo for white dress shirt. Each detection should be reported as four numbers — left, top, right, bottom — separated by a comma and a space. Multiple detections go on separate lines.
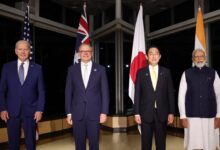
81, 61, 92, 88
17, 59, 29, 80
149, 64, 158, 90
149, 65, 158, 108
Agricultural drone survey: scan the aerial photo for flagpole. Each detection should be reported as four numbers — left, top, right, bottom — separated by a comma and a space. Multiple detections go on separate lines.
83, 0, 87, 11
139, 0, 143, 5
198, 0, 202, 8
24, 0, 30, 6
83, 2, 87, 19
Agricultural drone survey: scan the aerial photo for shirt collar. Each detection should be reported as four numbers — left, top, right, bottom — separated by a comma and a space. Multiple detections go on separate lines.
149, 64, 158, 70
81, 61, 92, 67
17, 59, 29, 66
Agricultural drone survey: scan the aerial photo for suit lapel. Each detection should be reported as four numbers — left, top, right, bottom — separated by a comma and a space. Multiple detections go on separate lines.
14, 61, 21, 85
86, 63, 96, 89
145, 66, 151, 82
22, 62, 34, 86
142, 66, 154, 90
77, 63, 85, 90
145, 66, 155, 90
156, 66, 163, 91
15, 60, 31, 86
147, 65, 162, 91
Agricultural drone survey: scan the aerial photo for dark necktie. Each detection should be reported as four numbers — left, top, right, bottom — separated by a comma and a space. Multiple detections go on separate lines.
19, 63, 24, 85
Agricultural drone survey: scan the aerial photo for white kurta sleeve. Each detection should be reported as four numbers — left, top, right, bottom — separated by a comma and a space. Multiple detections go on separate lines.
213, 71, 220, 118
178, 72, 187, 119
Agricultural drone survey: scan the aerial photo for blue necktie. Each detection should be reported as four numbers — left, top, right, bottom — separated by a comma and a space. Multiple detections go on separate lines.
19, 63, 24, 85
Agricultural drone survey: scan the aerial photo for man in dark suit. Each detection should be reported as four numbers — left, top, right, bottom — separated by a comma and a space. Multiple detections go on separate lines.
0, 40, 45, 150
65, 43, 109, 150
134, 46, 175, 150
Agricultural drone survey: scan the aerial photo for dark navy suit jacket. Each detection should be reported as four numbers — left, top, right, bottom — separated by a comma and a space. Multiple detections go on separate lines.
134, 66, 175, 122
0, 60, 45, 117
65, 62, 109, 121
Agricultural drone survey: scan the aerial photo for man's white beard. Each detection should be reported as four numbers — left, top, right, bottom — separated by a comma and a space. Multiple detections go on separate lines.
194, 61, 206, 68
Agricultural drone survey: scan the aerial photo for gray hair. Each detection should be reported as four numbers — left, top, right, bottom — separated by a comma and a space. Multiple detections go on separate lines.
192, 49, 206, 58
15, 40, 31, 50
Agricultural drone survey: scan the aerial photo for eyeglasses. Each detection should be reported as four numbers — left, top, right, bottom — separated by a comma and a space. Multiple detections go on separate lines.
79, 50, 93, 53
194, 55, 205, 59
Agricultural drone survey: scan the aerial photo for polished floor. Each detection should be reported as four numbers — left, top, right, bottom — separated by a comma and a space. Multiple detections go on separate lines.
1, 130, 184, 150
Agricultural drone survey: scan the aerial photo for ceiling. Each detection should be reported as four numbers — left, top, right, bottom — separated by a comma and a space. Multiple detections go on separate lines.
51, 0, 188, 15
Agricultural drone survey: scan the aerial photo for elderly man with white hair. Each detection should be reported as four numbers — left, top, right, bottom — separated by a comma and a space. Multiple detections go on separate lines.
178, 49, 220, 150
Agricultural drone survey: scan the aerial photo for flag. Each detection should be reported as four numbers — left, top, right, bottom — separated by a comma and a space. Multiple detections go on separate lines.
74, 3, 90, 64
128, 5, 147, 103
194, 7, 206, 52
21, 5, 38, 139
21, 4, 34, 61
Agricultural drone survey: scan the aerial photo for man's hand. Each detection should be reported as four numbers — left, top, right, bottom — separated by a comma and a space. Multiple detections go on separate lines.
0, 111, 9, 122
181, 118, 188, 128
135, 115, 141, 124
215, 118, 220, 129
167, 114, 174, 125
66, 115, 73, 125
34, 111, 43, 123
100, 114, 107, 123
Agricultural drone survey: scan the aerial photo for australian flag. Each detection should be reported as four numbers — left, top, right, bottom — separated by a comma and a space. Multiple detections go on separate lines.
21, 4, 34, 61
74, 3, 90, 64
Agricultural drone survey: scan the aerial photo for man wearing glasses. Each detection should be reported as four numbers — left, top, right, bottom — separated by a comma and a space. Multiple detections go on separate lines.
65, 43, 109, 150
178, 49, 220, 150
